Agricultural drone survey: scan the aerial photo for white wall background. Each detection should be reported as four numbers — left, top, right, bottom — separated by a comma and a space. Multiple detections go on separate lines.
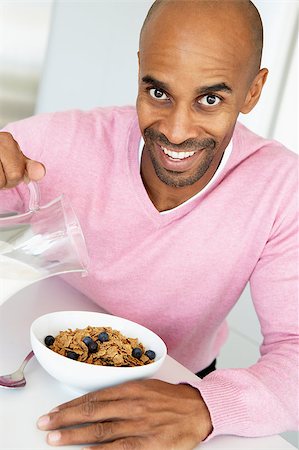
36, 0, 153, 113
24, 0, 299, 447
0, 0, 52, 126
239, 0, 298, 151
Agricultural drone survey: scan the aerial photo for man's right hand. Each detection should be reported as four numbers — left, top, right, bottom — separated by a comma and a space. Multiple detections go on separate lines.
0, 132, 46, 189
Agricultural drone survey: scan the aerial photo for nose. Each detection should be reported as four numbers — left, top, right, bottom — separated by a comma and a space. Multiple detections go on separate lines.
158, 104, 199, 145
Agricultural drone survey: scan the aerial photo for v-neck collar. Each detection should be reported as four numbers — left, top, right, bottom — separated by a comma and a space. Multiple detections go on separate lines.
138, 136, 232, 215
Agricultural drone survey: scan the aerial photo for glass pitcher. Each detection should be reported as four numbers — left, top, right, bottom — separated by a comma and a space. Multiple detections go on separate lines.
0, 182, 89, 305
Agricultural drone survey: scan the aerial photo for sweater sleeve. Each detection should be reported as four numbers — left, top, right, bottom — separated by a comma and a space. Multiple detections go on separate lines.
190, 167, 299, 439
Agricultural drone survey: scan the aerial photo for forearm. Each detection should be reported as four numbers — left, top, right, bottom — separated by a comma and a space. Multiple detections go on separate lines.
194, 342, 298, 439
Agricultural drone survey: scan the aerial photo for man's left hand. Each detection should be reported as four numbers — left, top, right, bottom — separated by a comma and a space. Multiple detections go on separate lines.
37, 379, 213, 449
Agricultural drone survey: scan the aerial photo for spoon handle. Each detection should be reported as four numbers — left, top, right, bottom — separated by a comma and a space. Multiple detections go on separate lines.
19, 351, 35, 372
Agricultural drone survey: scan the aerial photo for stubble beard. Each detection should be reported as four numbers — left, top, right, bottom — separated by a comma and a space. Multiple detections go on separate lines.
144, 128, 218, 188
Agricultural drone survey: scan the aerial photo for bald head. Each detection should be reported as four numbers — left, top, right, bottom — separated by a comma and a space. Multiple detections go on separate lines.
140, 0, 263, 80
137, 0, 268, 195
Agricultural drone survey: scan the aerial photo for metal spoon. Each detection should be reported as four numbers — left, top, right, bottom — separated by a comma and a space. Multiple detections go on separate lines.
0, 351, 34, 388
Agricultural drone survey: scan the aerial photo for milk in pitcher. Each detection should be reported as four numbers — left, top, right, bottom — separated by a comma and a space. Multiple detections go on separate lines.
0, 254, 46, 305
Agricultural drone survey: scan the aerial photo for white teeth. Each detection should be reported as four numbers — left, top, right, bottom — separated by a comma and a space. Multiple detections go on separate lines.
161, 146, 195, 160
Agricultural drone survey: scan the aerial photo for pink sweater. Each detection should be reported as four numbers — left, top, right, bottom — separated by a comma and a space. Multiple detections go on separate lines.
1, 106, 298, 439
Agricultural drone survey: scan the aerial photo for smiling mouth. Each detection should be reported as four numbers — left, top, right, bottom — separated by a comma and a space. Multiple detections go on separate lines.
160, 145, 196, 160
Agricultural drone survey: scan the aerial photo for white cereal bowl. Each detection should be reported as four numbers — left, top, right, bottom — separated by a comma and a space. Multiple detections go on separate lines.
30, 311, 167, 392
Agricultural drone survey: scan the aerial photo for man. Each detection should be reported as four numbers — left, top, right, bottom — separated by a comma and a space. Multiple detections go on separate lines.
0, 0, 298, 448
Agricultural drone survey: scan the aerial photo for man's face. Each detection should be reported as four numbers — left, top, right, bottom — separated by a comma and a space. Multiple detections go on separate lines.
137, 3, 262, 189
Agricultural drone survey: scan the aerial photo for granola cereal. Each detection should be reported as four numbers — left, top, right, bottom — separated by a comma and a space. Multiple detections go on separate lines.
45, 326, 156, 367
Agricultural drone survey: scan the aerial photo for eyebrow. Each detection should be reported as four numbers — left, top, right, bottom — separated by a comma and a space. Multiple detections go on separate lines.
141, 75, 233, 95
142, 75, 169, 92
197, 82, 233, 95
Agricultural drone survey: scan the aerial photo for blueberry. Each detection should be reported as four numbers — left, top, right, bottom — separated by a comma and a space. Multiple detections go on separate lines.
82, 336, 93, 346
66, 351, 79, 360
132, 347, 142, 359
88, 341, 98, 353
98, 332, 109, 343
145, 350, 156, 360
44, 335, 55, 347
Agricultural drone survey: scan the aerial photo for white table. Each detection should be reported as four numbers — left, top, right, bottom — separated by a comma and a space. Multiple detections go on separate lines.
0, 277, 296, 449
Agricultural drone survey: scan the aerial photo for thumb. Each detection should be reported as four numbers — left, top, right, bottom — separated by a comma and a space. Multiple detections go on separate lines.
25, 158, 46, 182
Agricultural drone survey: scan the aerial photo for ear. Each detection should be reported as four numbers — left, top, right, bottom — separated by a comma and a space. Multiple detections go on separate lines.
241, 68, 268, 114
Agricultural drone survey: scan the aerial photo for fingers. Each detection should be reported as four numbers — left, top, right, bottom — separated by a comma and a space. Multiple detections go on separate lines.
45, 420, 143, 447
52, 381, 140, 413
38, 399, 133, 430
83, 438, 146, 450
0, 131, 45, 188
37, 380, 207, 449
0, 141, 26, 189
25, 158, 46, 181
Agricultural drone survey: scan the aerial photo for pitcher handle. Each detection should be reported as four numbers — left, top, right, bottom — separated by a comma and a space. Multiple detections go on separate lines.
28, 181, 40, 211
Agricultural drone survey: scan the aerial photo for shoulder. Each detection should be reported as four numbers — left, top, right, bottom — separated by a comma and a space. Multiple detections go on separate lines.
233, 121, 297, 162
2, 106, 137, 141
225, 122, 298, 210
0, 106, 138, 165
232, 122, 298, 179
47, 106, 138, 150
49, 105, 137, 131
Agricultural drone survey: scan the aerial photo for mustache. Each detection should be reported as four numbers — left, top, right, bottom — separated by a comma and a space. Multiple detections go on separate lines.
144, 127, 217, 152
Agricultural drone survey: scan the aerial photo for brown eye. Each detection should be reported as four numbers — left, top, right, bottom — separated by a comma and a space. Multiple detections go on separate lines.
149, 88, 168, 100
199, 95, 221, 106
